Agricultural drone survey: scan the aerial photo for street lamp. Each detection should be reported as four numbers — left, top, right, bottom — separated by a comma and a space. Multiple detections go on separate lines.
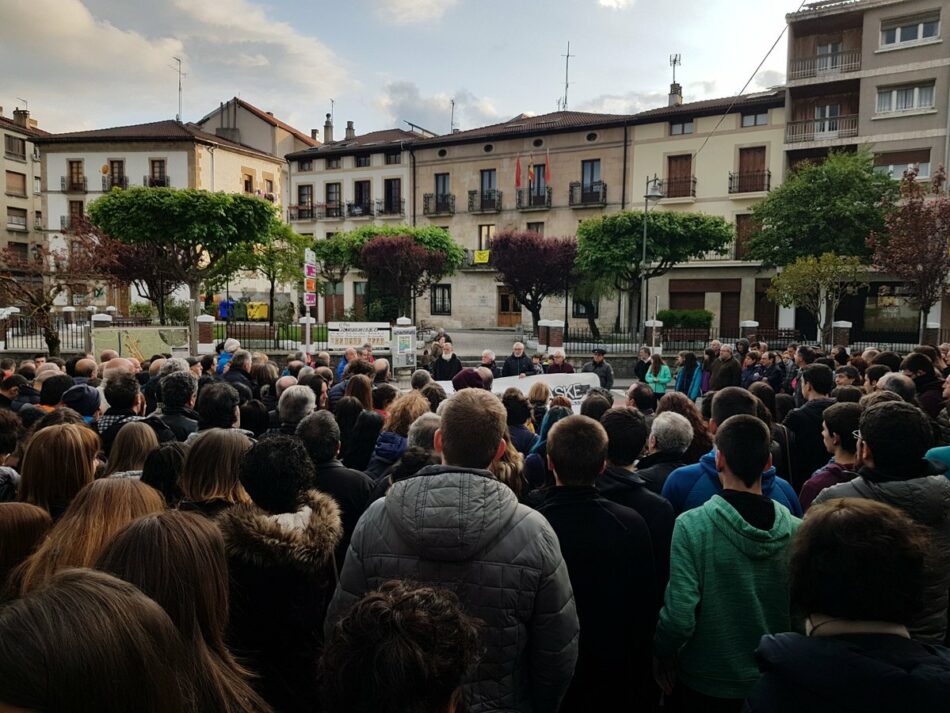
639, 174, 664, 349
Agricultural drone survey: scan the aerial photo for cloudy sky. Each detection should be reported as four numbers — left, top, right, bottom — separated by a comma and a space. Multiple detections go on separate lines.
1, 0, 801, 136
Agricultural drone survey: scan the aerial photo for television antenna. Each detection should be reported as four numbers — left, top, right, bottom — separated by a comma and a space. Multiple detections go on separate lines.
170, 56, 187, 121
560, 42, 576, 110
16, 97, 28, 111
670, 54, 682, 84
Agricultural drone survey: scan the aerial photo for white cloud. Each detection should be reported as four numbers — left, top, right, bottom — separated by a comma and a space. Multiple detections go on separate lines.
598, 0, 634, 8
576, 90, 668, 115
375, 0, 459, 25
752, 69, 786, 89
377, 81, 499, 134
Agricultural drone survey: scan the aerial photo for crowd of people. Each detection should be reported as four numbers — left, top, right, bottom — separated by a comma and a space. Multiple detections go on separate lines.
1, 335, 950, 712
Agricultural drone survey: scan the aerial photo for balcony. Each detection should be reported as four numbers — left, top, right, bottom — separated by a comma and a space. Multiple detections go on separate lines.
516, 187, 553, 211
788, 49, 861, 81
102, 175, 129, 191
785, 115, 858, 143
468, 189, 502, 213
346, 201, 375, 219
33, 215, 43, 230
376, 198, 405, 218
319, 202, 344, 220
728, 170, 771, 194
463, 249, 493, 270
144, 175, 170, 187
60, 214, 83, 231
664, 176, 697, 199
61, 176, 86, 193
423, 193, 455, 216
288, 204, 314, 221
568, 181, 607, 207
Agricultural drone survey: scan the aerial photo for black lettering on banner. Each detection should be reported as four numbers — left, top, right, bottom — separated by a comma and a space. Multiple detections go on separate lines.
551, 383, 591, 402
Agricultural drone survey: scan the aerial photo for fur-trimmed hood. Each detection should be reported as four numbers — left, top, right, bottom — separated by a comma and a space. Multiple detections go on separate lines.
217, 489, 342, 572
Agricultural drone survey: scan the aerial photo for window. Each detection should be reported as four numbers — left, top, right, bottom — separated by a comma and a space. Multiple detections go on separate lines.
326, 183, 342, 215
741, 112, 768, 127
384, 178, 402, 213
264, 178, 274, 194
670, 120, 694, 135
573, 299, 599, 318
483, 144, 494, 153
478, 224, 495, 250
6, 207, 26, 230
881, 15, 940, 47
531, 163, 547, 195
326, 157, 341, 169
68, 160, 83, 184
149, 159, 166, 186
354, 180, 371, 207
298, 184, 313, 205
5, 171, 26, 197
816, 41, 842, 71
532, 138, 544, 148
735, 214, 759, 260
480, 169, 496, 194
34, 210, 42, 229
435, 173, 450, 197
385, 152, 401, 165
581, 159, 601, 190
8, 242, 28, 262
814, 104, 840, 133
243, 174, 254, 193
438, 149, 448, 158
876, 83, 936, 113
527, 221, 544, 235
299, 160, 313, 172
4, 135, 25, 160
666, 154, 694, 198
430, 284, 452, 315
69, 200, 83, 224
585, 132, 598, 142
355, 155, 371, 168
33, 176, 41, 195
874, 149, 932, 179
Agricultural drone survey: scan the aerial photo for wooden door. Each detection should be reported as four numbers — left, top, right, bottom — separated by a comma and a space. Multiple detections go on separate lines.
497, 287, 522, 327
754, 279, 778, 331
666, 154, 693, 197
719, 292, 740, 338
323, 282, 344, 321
737, 147, 767, 191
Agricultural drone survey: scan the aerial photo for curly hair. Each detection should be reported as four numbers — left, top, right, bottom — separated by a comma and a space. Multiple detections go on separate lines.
318, 581, 481, 713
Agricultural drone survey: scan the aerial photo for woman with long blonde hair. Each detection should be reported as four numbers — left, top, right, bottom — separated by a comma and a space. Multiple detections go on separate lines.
18, 423, 100, 519
179, 429, 252, 518
14, 478, 164, 594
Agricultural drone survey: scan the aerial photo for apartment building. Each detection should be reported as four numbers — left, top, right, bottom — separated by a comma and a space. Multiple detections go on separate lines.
785, 0, 950, 338
1, 107, 46, 262
33, 119, 287, 309
286, 116, 423, 320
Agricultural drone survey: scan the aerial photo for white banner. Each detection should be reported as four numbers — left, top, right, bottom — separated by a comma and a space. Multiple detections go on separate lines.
438, 372, 602, 413
327, 322, 392, 353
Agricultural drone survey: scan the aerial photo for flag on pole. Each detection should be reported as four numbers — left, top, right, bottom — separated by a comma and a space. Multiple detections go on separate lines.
544, 149, 551, 186
515, 156, 522, 189
528, 154, 535, 185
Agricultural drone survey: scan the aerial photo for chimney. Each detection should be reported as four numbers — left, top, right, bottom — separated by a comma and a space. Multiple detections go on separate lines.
668, 82, 683, 107
345, 121, 355, 140
310, 128, 319, 141
13, 108, 30, 128
324, 113, 333, 143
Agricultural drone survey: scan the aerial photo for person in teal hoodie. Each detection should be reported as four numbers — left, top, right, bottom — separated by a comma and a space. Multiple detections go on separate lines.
674, 351, 702, 402
662, 387, 802, 517
653, 414, 801, 711
646, 354, 672, 399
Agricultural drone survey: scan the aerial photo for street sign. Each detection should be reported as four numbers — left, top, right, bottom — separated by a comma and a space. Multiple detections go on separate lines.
304, 293, 317, 307
304, 248, 316, 265
304, 278, 317, 293
305, 264, 317, 278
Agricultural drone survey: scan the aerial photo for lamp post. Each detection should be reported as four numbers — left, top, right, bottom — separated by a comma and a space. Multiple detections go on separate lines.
639, 174, 664, 349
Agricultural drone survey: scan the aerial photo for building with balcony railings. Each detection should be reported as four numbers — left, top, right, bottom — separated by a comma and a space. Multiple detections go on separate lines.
33, 116, 289, 311
1, 107, 46, 264
285, 116, 428, 320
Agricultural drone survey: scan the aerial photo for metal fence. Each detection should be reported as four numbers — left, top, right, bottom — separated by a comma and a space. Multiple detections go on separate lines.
216, 320, 329, 352
5, 316, 89, 353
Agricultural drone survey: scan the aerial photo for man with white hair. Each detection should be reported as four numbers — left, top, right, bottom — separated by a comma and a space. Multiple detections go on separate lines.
709, 344, 741, 390
502, 342, 533, 377
223, 349, 255, 393
410, 369, 432, 390
265, 384, 316, 437
481, 349, 501, 378
336, 346, 357, 381
635, 411, 692, 495
267, 375, 298, 427
546, 348, 575, 374
373, 358, 391, 384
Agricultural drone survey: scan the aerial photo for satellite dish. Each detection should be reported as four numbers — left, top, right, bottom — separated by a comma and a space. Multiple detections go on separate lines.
101, 164, 109, 175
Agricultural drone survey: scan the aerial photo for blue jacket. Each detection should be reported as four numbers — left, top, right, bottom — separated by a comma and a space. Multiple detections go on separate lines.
364, 431, 408, 480
335, 357, 348, 381
674, 365, 702, 401
216, 352, 233, 375
661, 449, 803, 517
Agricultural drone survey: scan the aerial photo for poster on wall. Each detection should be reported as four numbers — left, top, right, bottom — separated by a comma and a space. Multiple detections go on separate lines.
327, 322, 392, 352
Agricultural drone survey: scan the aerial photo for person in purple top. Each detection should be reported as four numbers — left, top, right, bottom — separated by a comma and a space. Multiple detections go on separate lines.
799, 402, 861, 511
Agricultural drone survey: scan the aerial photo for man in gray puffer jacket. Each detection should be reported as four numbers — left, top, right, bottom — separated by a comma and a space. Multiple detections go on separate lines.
815, 401, 950, 644
326, 388, 579, 713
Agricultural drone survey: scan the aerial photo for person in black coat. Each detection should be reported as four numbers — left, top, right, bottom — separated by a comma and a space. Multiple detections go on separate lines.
501, 342, 534, 377
634, 411, 692, 496
222, 350, 256, 395
746, 497, 950, 713
634, 347, 651, 382
595, 407, 675, 591
429, 342, 463, 382
709, 345, 742, 391
154, 371, 198, 442
217, 437, 341, 713
537, 414, 659, 713
782, 364, 836, 492
295, 411, 373, 569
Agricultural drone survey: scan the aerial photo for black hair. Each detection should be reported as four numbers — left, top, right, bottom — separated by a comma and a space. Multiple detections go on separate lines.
864, 363, 890, 386
822, 402, 863, 455
160, 372, 197, 411
372, 384, 399, 411
297, 411, 341, 465
580, 394, 612, 423
871, 351, 902, 373
900, 353, 934, 375
240, 436, 314, 514
630, 383, 654, 412
831, 385, 863, 403
342, 411, 384, 472
801, 363, 834, 396
238, 400, 269, 437
715, 414, 771, 487
40, 375, 75, 407
710, 386, 757, 425
195, 383, 240, 430
599, 407, 648, 467
141, 442, 188, 507
796, 345, 817, 364
501, 388, 531, 426
861, 401, 934, 473
104, 373, 140, 410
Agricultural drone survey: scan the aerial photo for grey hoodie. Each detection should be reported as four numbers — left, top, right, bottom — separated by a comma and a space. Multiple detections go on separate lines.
325, 465, 579, 713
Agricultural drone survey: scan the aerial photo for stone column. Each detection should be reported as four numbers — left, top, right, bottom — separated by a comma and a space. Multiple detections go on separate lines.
831, 320, 852, 347
740, 320, 759, 341
196, 314, 215, 355
105, 306, 117, 318
645, 320, 663, 352
537, 319, 564, 351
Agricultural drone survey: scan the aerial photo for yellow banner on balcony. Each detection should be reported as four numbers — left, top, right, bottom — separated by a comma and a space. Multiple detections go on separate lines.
474, 250, 490, 264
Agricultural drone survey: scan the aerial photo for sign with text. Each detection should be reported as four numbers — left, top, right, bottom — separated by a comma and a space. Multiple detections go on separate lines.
304, 277, 317, 293
328, 321, 392, 352
437, 372, 602, 413
304, 293, 317, 307
304, 248, 316, 264
304, 264, 317, 278
391, 325, 417, 368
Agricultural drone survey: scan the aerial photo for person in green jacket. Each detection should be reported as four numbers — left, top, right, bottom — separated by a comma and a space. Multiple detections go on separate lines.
645, 354, 672, 400
653, 414, 801, 712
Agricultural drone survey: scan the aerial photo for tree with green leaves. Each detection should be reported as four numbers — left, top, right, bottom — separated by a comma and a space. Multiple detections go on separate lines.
87, 188, 276, 350
571, 274, 615, 337
768, 252, 868, 343
576, 210, 733, 333
747, 149, 898, 267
